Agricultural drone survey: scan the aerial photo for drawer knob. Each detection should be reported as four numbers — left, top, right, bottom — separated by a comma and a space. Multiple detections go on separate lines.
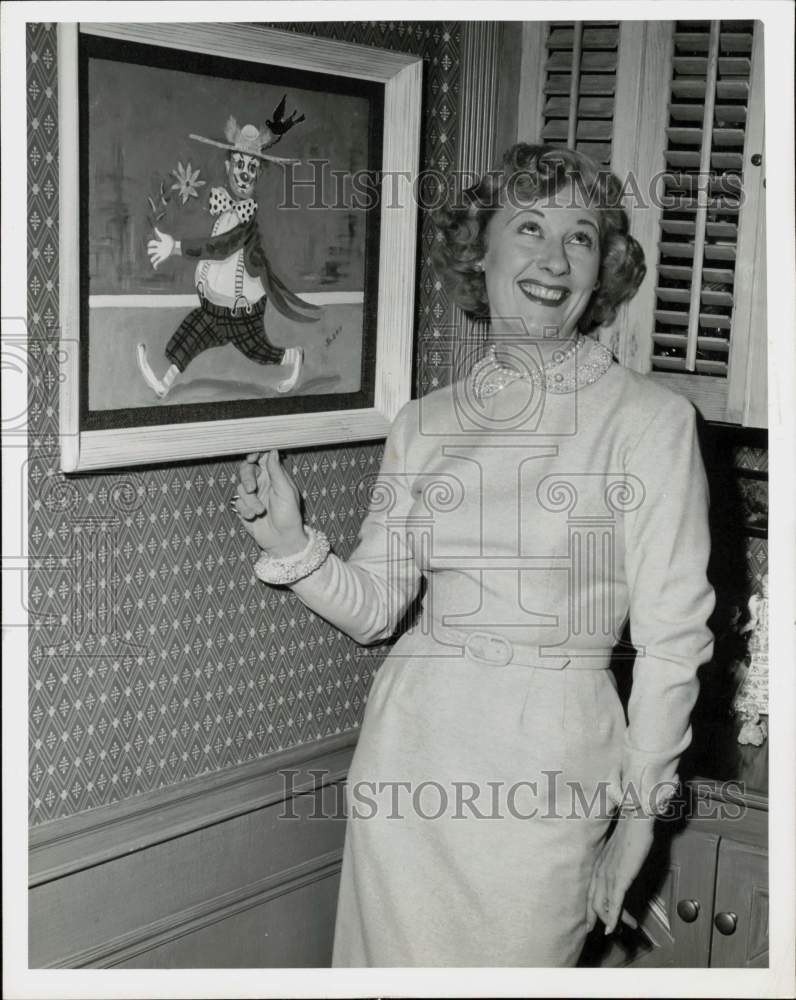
714, 911, 738, 935
676, 899, 701, 923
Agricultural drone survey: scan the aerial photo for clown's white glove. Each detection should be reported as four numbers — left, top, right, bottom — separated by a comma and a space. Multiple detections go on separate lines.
147, 228, 179, 269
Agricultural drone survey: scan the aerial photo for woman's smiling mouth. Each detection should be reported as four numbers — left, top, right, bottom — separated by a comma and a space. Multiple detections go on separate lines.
517, 280, 570, 305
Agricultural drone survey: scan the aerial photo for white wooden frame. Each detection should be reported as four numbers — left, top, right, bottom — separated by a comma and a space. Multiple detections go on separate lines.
58, 22, 422, 472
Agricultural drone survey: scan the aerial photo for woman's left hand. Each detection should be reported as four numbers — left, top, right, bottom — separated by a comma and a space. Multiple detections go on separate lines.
586, 814, 655, 935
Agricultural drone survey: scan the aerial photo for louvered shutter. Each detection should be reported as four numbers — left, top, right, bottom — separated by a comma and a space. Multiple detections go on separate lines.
540, 22, 620, 166
651, 20, 755, 377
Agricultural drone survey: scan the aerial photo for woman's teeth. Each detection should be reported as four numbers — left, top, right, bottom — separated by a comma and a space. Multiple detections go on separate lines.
518, 281, 569, 304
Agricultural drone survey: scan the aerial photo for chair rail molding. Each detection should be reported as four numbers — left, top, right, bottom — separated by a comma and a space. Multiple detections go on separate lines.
30, 730, 356, 887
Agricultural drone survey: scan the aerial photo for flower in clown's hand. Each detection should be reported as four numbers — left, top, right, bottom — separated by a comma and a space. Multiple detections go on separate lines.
170, 162, 205, 205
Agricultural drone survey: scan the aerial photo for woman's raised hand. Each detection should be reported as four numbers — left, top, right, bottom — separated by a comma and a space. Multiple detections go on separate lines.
235, 450, 307, 557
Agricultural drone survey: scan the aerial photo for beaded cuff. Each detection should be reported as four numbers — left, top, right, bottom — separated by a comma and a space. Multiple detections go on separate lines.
254, 526, 331, 586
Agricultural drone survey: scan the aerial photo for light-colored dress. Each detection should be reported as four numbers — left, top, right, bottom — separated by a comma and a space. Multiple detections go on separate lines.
289, 339, 715, 966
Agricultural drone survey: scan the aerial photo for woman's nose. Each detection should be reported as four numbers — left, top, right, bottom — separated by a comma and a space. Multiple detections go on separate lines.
536, 242, 570, 277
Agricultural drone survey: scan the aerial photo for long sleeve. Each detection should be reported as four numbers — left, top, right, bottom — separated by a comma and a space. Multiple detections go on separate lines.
180, 221, 250, 260
288, 401, 423, 645
619, 393, 716, 812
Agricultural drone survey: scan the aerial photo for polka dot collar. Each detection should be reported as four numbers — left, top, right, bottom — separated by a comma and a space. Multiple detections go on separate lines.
208, 186, 257, 224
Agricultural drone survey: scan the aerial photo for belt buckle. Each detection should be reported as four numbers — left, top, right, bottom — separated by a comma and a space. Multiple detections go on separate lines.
464, 631, 513, 667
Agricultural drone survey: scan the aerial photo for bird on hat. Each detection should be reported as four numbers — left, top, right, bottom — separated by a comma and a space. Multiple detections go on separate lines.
190, 95, 307, 164
267, 94, 306, 137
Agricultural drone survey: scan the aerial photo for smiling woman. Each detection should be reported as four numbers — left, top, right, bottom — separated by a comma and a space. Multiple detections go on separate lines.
432, 144, 645, 340
481, 189, 602, 355
233, 143, 716, 966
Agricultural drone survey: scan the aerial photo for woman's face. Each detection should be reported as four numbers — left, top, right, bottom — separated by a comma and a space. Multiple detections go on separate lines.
482, 180, 601, 339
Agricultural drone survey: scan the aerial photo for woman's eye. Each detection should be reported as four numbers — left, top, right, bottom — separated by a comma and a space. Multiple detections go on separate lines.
569, 231, 595, 249
517, 221, 542, 236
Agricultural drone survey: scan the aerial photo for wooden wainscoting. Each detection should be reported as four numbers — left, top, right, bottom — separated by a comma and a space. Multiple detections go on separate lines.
29, 733, 356, 968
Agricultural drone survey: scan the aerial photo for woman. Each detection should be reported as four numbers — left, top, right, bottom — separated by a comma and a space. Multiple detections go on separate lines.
234, 144, 715, 966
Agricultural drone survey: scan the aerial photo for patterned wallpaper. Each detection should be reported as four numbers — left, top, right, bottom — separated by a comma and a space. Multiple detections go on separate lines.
27, 21, 462, 825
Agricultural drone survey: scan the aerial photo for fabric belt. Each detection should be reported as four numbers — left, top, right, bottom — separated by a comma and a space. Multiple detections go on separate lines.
423, 625, 611, 671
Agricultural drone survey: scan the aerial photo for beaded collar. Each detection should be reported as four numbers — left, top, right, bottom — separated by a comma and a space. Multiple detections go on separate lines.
470, 336, 613, 400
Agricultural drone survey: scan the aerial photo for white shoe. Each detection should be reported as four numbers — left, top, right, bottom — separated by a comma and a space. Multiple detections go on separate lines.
136, 344, 169, 398
276, 346, 303, 393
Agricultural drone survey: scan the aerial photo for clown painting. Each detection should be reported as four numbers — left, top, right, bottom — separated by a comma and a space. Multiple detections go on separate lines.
137, 105, 320, 399
78, 27, 387, 440
60, 23, 422, 471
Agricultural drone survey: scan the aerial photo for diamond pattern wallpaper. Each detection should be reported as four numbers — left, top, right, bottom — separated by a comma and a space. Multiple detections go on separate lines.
27, 21, 462, 824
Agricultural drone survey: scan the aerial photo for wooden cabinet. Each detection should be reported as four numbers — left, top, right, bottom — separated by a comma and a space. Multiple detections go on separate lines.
582, 785, 768, 968
710, 837, 769, 967
634, 827, 768, 968
642, 827, 719, 967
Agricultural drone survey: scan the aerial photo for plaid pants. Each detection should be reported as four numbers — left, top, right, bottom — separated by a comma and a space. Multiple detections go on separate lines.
165, 296, 287, 372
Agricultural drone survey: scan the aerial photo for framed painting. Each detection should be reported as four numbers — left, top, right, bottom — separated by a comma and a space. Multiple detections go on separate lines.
57, 22, 422, 472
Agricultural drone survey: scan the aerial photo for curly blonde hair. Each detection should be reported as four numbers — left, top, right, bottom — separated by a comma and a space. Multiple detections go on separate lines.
431, 143, 646, 331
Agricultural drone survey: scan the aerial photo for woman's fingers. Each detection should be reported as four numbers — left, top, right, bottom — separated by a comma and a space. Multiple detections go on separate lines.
585, 872, 596, 929
604, 874, 631, 935
234, 489, 263, 521
236, 478, 266, 517
239, 459, 259, 494
255, 455, 273, 503
602, 889, 618, 934
267, 449, 288, 491
267, 449, 298, 498
586, 846, 625, 936
586, 862, 604, 932
240, 452, 265, 494
586, 816, 654, 937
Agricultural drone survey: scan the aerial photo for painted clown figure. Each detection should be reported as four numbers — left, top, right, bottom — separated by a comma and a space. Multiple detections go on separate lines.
137, 107, 319, 399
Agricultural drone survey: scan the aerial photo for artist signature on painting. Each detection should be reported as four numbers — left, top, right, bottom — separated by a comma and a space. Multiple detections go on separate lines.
324, 325, 342, 349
